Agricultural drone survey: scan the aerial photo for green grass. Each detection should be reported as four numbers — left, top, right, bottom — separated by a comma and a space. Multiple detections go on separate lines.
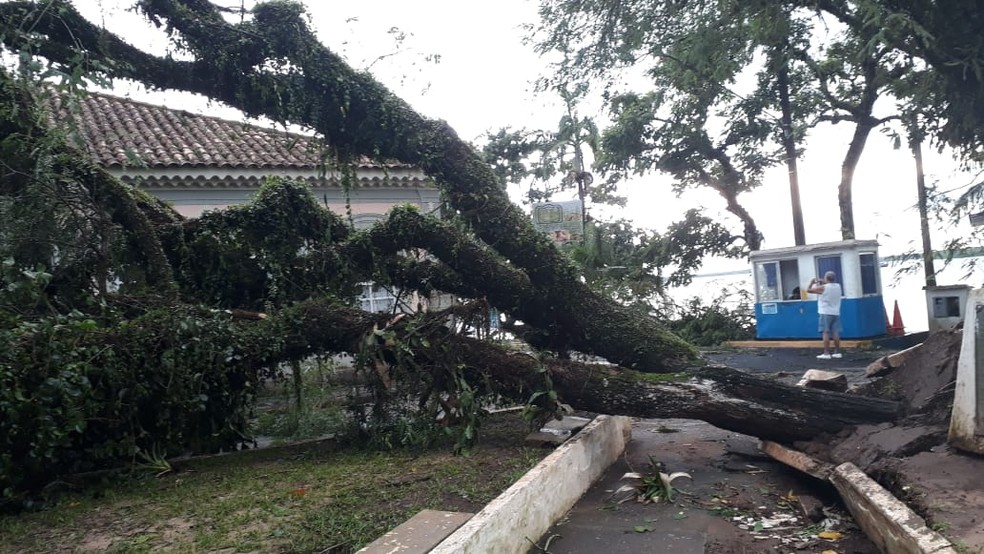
0, 411, 545, 553
1, 361, 548, 553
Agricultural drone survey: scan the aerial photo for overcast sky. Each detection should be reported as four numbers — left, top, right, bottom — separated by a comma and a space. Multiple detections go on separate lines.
76, 0, 980, 264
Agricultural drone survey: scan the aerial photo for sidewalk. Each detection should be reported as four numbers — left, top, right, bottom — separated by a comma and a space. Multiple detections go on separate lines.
540, 418, 877, 554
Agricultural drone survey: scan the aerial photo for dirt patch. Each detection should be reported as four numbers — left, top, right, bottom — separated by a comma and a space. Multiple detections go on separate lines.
796, 328, 984, 551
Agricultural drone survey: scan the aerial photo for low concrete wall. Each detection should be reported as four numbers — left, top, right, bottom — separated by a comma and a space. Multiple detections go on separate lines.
829, 463, 955, 554
430, 415, 632, 554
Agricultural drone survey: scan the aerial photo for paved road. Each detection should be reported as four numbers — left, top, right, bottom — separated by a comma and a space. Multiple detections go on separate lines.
703, 346, 887, 386
539, 346, 896, 554
541, 418, 877, 554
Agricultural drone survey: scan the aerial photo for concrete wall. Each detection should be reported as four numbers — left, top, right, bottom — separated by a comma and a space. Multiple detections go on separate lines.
949, 287, 984, 454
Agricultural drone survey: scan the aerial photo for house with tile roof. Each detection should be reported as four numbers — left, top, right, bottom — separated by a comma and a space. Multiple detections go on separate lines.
59, 91, 444, 313
62, 91, 439, 223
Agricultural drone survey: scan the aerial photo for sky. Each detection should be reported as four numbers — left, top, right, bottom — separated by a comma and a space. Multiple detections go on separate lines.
75, 0, 981, 272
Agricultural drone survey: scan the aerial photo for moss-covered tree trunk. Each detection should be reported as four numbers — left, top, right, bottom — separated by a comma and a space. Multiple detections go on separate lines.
227, 300, 901, 442
0, 0, 697, 371
0, 1, 901, 450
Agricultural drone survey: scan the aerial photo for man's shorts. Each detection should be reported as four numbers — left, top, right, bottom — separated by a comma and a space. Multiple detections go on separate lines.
818, 314, 842, 334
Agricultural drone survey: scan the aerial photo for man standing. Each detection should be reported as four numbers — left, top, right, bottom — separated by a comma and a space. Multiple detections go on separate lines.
807, 271, 842, 359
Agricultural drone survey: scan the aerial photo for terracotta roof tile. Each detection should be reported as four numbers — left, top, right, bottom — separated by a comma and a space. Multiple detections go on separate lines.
56, 92, 393, 171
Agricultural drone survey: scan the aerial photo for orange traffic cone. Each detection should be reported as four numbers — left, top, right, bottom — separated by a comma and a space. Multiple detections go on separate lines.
883, 304, 891, 334
889, 301, 905, 336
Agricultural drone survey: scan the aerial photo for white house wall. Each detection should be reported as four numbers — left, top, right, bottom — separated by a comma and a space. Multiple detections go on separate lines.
111, 167, 439, 219
145, 185, 440, 219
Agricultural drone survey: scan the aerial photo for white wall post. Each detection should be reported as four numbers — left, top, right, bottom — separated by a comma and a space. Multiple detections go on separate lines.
948, 288, 984, 454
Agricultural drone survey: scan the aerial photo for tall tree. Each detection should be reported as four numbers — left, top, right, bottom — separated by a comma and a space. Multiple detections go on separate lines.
481, 89, 743, 306
0, 0, 928, 500
839, 0, 984, 157
533, 0, 978, 243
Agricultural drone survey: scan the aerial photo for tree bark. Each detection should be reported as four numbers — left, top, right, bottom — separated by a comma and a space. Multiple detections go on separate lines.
9, 0, 697, 372
910, 119, 937, 287
244, 300, 900, 443
776, 60, 806, 246
92, 298, 897, 443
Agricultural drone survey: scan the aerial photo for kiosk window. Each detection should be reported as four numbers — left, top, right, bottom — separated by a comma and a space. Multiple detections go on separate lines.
860, 253, 878, 295
755, 260, 801, 301
756, 262, 780, 301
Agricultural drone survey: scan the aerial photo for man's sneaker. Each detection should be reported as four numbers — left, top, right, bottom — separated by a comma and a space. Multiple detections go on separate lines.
832, 352, 843, 359
817, 353, 832, 360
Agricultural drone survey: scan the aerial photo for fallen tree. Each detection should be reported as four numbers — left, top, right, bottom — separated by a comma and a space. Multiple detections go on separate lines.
0, 0, 904, 503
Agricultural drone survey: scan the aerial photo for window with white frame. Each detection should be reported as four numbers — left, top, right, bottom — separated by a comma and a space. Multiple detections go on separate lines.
350, 215, 401, 313
358, 282, 398, 313
756, 261, 781, 301
815, 255, 842, 285
755, 259, 801, 301
859, 252, 879, 295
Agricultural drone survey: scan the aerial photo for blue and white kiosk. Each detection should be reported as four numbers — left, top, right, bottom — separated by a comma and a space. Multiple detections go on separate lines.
748, 239, 887, 340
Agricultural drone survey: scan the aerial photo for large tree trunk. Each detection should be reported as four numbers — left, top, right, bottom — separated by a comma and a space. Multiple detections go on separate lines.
832, 57, 882, 241
0, 1, 901, 447
290, 303, 899, 442
173, 299, 901, 443
838, 121, 874, 240
0, 0, 703, 371
910, 118, 937, 287
776, 57, 806, 246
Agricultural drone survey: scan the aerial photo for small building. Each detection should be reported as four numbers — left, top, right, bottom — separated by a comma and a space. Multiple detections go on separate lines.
925, 284, 972, 333
748, 240, 887, 340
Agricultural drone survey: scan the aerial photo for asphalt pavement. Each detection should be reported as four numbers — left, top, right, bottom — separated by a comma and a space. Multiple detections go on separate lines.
703, 346, 888, 386
537, 346, 895, 554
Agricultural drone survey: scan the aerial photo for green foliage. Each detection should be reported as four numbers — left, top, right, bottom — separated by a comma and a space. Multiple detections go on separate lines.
531, 0, 984, 243
564, 212, 743, 307
0, 77, 124, 303
661, 290, 756, 346
481, 87, 621, 207
854, 0, 984, 155
612, 455, 691, 506
350, 302, 513, 454
0, 265, 258, 509
174, 178, 361, 310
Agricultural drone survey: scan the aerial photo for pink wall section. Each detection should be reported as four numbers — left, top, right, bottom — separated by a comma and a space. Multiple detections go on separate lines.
172, 202, 403, 219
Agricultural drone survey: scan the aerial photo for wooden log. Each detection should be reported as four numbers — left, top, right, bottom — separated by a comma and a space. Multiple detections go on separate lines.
866, 343, 924, 377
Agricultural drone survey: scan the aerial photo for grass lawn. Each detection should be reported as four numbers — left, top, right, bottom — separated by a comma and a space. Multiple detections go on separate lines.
0, 410, 547, 553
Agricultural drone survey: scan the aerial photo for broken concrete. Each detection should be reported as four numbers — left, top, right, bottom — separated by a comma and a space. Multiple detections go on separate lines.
524, 415, 593, 447
830, 463, 957, 554
431, 415, 632, 554
948, 288, 984, 454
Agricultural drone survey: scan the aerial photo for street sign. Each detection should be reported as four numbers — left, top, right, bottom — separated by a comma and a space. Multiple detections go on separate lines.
532, 200, 584, 245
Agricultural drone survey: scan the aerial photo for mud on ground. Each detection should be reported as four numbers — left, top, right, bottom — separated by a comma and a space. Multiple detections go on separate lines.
795, 328, 984, 551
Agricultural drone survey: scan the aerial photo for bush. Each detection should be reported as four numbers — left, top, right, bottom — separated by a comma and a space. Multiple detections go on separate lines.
664, 291, 756, 346
0, 268, 257, 509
